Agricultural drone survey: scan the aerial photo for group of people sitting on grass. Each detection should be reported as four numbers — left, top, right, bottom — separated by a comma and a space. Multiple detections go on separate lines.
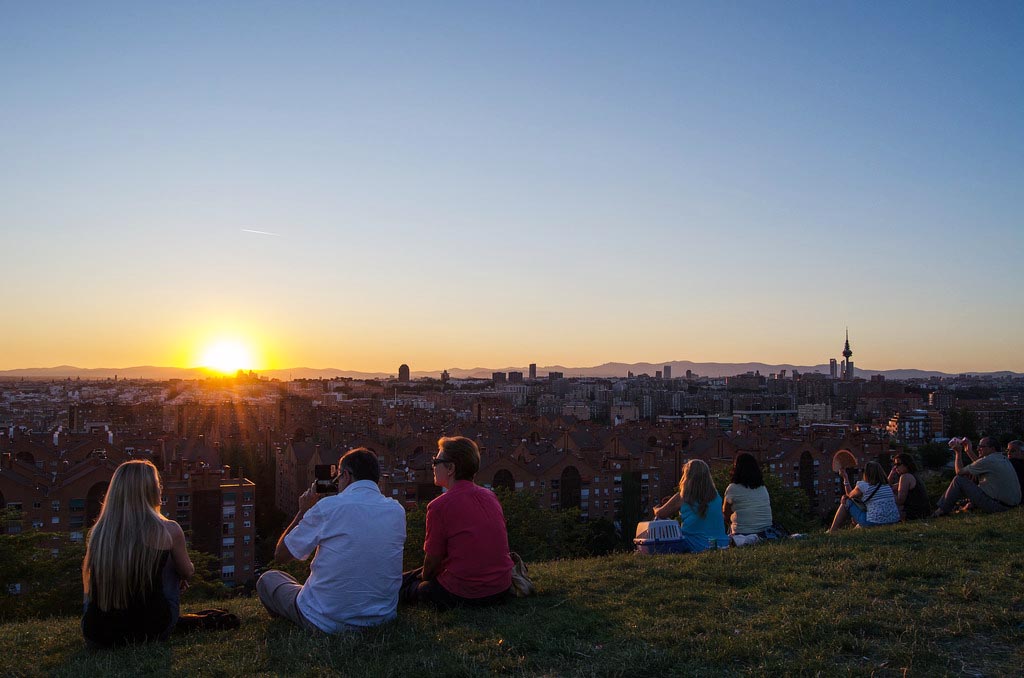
81, 436, 515, 647
80, 435, 1024, 647
649, 436, 1024, 548
651, 454, 781, 551
828, 436, 1023, 533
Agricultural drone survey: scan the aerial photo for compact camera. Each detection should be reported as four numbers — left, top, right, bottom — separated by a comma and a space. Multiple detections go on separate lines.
314, 464, 338, 494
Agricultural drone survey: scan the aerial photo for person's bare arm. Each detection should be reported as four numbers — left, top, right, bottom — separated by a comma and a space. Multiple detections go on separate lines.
653, 493, 683, 519
167, 520, 195, 579
274, 484, 320, 564
722, 498, 735, 529
894, 474, 914, 507
422, 552, 444, 581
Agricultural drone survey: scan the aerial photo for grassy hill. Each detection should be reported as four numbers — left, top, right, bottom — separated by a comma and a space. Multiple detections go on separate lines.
2, 511, 1022, 677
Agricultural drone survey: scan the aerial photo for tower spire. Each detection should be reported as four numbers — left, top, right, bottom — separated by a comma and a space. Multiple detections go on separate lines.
842, 327, 852, 360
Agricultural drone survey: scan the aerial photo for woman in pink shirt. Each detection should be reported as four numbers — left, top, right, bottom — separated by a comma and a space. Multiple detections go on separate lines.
400, 436, 513, 609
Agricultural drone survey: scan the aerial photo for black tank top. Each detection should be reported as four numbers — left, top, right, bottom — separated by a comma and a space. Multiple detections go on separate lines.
902, 474, 931, 521
82, 550, 172, 647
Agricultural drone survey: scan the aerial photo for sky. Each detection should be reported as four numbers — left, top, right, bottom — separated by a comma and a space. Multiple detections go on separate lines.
2, 1, 1022, 374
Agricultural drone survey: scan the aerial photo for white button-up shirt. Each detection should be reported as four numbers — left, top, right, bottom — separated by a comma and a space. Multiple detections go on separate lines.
285, 480, 406, 632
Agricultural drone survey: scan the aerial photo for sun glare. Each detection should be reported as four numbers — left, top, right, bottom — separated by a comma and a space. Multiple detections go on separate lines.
200, 340, 254, 375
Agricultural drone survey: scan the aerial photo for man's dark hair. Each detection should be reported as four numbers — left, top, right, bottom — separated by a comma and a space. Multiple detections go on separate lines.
339, 447, 380, 483
731, 453, 764, 489
437, 436, 480, 481
979, 436, 998, 453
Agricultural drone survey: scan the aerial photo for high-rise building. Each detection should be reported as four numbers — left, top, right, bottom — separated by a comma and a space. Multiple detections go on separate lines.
841, 330, 855, 381
398, 364, 410, 382
548, 371, 564, 381
528, 363, 537, 380
663, 365, 672, 380
829, 359, 838, 380
508, 371, 524, 384
492, 372, 507, 385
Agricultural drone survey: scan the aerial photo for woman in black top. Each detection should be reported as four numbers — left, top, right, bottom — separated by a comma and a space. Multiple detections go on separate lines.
888, 454, 931, 521
82, 460, 194, 647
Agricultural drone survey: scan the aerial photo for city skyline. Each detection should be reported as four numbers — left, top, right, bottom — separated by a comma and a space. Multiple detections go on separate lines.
3, 3, 1023, 374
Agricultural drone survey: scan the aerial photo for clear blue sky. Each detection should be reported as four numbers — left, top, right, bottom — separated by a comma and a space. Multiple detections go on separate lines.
2, 1, 1022, 372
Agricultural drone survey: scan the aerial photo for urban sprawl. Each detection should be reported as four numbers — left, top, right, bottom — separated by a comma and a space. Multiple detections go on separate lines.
3, 337, 1022, 592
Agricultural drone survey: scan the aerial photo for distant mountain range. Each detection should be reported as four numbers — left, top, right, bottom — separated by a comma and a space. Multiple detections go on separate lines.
0, 362, 1018, 381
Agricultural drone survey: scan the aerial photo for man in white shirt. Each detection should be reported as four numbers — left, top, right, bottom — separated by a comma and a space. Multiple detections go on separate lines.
257, 448, 407, 632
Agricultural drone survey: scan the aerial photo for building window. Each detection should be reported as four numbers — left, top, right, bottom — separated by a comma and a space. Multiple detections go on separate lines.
70, 531, 84, 542
32, 520, 43, 529
243, 521, 251, 528
177, 496, 190, 508
223, 492, 237, 506
69, 499, 85, 512
51, 517, 60, 524
223, 537, 235, 547
52, 500, 60, 512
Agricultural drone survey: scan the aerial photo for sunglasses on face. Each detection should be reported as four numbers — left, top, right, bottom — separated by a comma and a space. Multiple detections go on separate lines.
431, 456, 453, 467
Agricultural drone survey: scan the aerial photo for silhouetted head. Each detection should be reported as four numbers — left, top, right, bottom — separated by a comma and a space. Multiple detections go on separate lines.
679, 459, 717, 518
339, 447, 380, 483
437, 436, 480, 481
731, 453, 764, 489
977, 437, 999, 457
862, 461, 887, 485
892, 453, 919, 474
1007, 440, 1023, 459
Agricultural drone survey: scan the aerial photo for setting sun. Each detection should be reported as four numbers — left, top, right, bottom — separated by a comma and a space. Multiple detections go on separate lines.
200, 340, 255, 374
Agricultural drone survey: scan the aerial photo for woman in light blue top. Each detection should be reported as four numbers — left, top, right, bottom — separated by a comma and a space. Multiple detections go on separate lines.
653, 459, 728, 552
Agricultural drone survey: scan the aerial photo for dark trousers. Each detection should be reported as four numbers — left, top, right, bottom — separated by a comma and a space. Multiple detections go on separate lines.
937, 475, 1014, 515
399, 568, 511, 611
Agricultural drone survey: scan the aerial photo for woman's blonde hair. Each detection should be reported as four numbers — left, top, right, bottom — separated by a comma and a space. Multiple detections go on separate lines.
678, 459, 717, 518
82, 460, 168, 612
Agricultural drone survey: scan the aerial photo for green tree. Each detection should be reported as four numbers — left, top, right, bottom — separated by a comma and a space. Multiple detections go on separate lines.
948, 408, 977, 439
712, 465, 818, 535
915, 442, 952, 469
0, 528, 86, 622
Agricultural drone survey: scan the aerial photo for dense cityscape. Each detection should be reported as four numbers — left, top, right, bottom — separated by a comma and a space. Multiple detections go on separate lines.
3, 334, 1022, 593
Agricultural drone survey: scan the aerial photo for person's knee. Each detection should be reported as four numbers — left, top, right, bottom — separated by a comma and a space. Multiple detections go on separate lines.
256, 570, 279, 598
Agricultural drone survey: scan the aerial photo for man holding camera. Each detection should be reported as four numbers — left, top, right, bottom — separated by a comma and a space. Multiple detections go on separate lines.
933, 437, 1021, 517
257, 447, 406, 633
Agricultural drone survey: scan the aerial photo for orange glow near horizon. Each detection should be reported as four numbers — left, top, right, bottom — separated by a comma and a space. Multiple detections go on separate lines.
198, 339, 257, 374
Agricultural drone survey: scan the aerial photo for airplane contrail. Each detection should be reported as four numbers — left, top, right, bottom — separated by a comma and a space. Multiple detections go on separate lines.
240, 228, 281, 236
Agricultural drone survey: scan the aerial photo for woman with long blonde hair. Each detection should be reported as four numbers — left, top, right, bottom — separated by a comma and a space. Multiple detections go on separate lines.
652, 459, 729, 552
82, 460, 194, 647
